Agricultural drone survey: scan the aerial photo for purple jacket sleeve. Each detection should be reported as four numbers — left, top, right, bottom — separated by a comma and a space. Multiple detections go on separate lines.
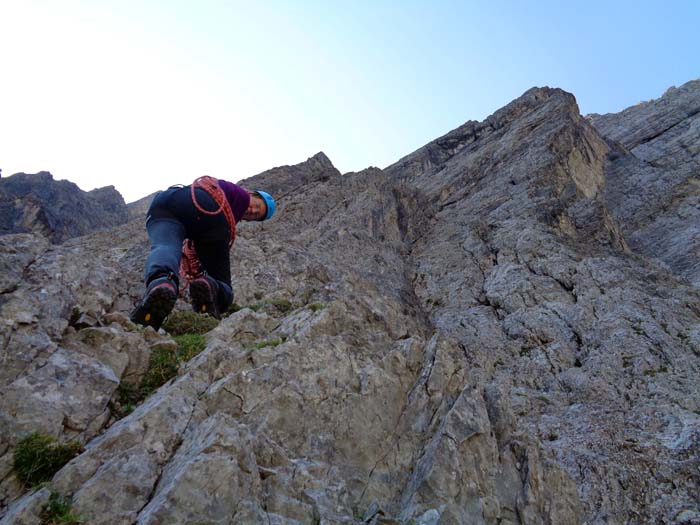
218, 180, 251, 223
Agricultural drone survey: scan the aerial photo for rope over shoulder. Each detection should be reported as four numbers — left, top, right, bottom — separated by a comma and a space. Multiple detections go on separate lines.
190, 176, 237, 246
179, 176, 238, 293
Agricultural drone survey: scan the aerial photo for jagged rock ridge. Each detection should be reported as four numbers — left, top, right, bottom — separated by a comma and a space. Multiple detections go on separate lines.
0, 171, 128, 243
1, 81, 699, 525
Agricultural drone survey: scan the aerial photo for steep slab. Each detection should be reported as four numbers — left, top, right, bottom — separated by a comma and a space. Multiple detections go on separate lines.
589, 79, 700, 285
390, 86, 700, 523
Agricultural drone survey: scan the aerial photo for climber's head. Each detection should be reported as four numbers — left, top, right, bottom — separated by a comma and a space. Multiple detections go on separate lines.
243, 190, 276, 221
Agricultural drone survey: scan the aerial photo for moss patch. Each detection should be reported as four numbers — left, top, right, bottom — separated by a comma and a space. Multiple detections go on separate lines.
254, 338, 284, 349
41, 493, 84, 525
139, 334, 207, 398
13, 433, 81, 487
162, 311, 218, 336
223, 303, 242, 317
174, 334, 208, 361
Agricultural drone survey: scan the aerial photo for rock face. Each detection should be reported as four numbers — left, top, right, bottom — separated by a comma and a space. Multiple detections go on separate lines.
127, 192, 157, 221
589, 80, 700, 285
1, 83, 700, 525
0, 172, 128, 243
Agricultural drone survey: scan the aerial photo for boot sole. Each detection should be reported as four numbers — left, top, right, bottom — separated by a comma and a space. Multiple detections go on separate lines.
190, 279, 220, 319
130, 284, 177, 329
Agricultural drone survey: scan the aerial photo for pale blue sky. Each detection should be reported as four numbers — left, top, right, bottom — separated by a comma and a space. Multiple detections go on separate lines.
1, 1, 698, 202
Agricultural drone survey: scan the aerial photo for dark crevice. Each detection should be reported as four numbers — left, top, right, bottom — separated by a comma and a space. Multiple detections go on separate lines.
0, 283, 20, 296
406, 340, 437, 404
395, 387, 469, 518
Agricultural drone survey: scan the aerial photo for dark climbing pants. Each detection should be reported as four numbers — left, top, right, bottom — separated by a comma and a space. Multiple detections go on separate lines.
144, 186, 234, 310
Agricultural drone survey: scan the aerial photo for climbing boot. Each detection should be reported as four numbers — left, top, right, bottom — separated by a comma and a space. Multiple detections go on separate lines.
189, 275, 221, 319
130, 275, 177, 330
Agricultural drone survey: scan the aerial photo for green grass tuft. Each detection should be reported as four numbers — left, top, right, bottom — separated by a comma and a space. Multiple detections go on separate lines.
41, 493, 84, 525
308, 303, 325, 312
13, 433, 81, 486
162, 311, 219, 336
174, 334, 208, 361
139, 346, 180, 397
223, 303, 242, 317
111, 333, 209, 420
139, 334, 207, 398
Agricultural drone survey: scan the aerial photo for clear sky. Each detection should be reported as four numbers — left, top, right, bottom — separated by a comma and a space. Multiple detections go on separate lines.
1, 1, 698, 202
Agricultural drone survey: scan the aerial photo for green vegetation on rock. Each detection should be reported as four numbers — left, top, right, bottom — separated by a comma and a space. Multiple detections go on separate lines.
110, 333, 208, 420
139, 334, 207, 398
41, 493, 84, 525
254, 338, 284, 349
13, 432, 81, 486
162, 311, 219, 336
174, 333, 208, 361
223, 303, 242, 317
68, 307, 82, 327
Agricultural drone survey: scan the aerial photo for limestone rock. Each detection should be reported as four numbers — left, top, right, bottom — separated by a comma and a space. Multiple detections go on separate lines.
0, 487, 50, 525
237, 151, 341, 198
136, 414, 262, 524
589, 79, 700, 285
1, 82, 700, 524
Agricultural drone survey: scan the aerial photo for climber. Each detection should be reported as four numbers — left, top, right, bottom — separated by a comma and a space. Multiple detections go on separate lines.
130, 176, 276, 330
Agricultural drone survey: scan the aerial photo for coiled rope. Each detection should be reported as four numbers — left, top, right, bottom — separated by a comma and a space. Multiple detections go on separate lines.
179, 176, 237, 291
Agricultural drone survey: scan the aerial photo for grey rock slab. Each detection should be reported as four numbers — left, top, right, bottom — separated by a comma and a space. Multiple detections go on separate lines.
589, 79, 700, 150
52, 371, 204, 487
61, 325, 153, 385
590, 80, 700, 285
70, 448, 159, 525
0, 346, 118, 440
136, 414, 261, 524
0, 487, 50, 525
0, 235, 47, 295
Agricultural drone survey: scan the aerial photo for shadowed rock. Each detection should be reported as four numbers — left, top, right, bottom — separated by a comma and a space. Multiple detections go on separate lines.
0, 172, 128, 243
